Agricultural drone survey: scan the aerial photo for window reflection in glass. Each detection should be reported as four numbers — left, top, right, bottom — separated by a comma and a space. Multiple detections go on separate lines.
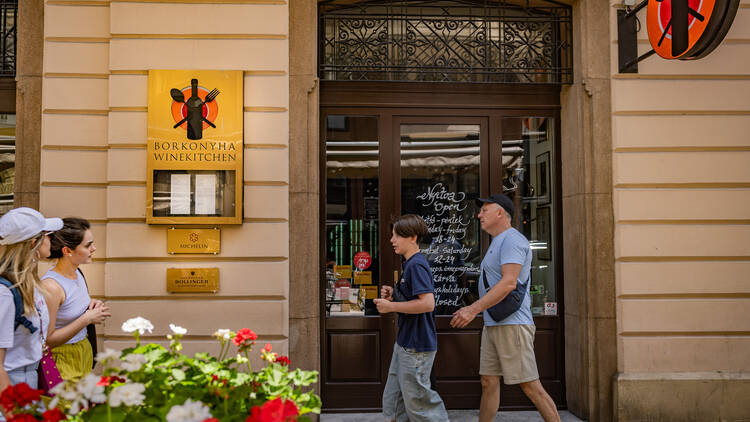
0, 113, 14, 215
325, 116, 380, 316
400, 124, 482, 316
502, 117, 557, 316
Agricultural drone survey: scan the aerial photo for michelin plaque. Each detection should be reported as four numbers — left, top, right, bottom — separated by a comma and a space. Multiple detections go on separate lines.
167, 228, 220, 254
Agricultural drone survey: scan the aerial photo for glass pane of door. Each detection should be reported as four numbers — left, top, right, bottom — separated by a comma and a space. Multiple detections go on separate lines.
325, 115, 381, 316
501, 117, 558, 317
399, 123, 482, 315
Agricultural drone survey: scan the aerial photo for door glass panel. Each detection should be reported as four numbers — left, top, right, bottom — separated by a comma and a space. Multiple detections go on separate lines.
325, 116, 380, 316
502, 117, 557, 316
400, 123, 482, 316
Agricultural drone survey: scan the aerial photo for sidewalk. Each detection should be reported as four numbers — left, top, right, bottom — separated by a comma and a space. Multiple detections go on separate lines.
321, 410, 585, 421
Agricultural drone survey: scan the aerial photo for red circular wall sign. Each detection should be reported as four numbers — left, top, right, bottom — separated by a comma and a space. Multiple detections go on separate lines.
353, 251, 372, 270
647, 0, 740, 60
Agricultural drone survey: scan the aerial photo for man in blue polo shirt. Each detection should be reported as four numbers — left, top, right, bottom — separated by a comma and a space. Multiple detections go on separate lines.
451, 194, 560, 422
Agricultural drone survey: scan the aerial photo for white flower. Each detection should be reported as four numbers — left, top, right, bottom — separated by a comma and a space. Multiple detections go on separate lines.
48, 386, 66, 410
59, 388, 79, 402
95, 348, 122, 365
68, 397, 89, 415
75, 374, 107, 404
49, 381, 68, 398
109, 383, 146, 407
165, 398, 213, 422
121, 353, 147, 372
169, 323, 187, 335
121, 316, 154, 335
214, 328, 231, 341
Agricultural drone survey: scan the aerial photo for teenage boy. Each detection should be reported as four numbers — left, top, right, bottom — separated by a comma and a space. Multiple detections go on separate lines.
374, 214, 449, 422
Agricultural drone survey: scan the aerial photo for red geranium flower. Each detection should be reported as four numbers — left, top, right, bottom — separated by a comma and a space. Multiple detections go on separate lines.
0, 388, 14, 412
246, 397, 298, 422
96, 376, 127, 387
42, 408, 67, 421
274, 356, 290, 366
232, 328, 258, 347
203, 419, 220, 422
14, 383, 43, 408
0, 383, 43, 412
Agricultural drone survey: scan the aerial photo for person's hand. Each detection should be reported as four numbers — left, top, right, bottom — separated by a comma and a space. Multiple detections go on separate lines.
380, 285, 393, 301
89, 298, 105, 310
373, 298, 393, 314
450, 305, 479, 328
84, 305, 111, 324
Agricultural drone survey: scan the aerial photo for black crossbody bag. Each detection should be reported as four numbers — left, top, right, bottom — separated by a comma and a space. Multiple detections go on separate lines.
481, 235, 530, 322
482, 239, 531, 322
482, 270, 528, 322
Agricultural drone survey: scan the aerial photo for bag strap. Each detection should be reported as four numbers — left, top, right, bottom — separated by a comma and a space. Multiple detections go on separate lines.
0, 276, 38, 334
77, 268, 88, 289
77, 268, 99, 367
481, 234, 530, 292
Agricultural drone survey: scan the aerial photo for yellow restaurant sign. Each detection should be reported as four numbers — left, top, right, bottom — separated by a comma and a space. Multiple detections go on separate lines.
167, 228, 220, 254
147, 70, 243, 224
166, 268, 219, 293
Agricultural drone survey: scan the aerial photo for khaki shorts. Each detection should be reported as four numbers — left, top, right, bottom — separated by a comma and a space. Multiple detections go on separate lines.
479, 324, 539, 385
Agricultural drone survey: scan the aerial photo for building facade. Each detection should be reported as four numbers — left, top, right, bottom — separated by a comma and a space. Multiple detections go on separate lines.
9, 0, 750, 420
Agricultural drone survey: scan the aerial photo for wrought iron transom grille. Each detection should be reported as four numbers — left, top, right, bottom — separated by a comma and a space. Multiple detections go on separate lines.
0, 0, 16, 76
319, 0, 572, 84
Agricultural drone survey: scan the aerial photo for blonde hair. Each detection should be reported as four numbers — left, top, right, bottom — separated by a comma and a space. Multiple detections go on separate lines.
0, 233, 46, 315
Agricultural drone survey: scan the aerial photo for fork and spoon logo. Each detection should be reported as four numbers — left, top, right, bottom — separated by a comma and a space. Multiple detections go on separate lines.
169, 78, 221, 140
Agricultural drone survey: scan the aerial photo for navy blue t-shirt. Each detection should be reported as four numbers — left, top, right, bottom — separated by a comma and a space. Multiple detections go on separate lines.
395, 253, 437, 352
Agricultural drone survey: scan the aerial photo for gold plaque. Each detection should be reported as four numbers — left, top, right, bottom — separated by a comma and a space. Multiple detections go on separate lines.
353, 271, 372, 285
167, 268, 219, 293
334, 265, 352, 279
167, 228, 220, 254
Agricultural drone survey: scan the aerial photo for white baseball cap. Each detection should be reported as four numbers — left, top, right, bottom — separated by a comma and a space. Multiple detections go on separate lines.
0, 207, 63, 245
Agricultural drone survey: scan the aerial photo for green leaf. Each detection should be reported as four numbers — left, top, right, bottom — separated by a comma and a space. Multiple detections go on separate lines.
81, 405, 126, 422
171, 368, 186, 381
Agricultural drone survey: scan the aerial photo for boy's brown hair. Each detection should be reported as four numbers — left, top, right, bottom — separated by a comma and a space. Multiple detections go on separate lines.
392, 214, 428, 242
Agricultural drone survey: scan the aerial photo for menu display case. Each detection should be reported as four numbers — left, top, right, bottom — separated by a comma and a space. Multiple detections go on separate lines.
146, 70, 243, 225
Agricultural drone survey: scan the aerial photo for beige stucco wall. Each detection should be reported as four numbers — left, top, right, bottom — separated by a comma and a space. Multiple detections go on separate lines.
610, 1, 750, 420
39, 0, 291, 370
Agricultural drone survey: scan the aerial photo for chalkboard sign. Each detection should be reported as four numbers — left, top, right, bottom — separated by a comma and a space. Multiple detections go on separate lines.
406, 182, 481, 315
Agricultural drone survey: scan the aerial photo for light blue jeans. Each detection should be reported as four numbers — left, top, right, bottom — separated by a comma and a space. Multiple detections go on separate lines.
6, 361, 39, 388
382, 343, 449, 422
1, 362, 40, 421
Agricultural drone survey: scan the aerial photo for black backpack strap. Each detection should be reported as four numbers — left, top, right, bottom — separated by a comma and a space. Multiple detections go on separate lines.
0, 277, 38, 334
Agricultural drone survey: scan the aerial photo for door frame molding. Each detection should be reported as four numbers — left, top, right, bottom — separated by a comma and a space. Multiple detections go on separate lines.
319, 81, 566, 410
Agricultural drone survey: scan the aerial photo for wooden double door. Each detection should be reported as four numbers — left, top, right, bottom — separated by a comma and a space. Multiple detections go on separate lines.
320, 82, 565, 412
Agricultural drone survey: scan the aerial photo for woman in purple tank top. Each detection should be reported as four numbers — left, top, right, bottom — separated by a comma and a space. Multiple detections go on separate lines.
41, 218, 110, 381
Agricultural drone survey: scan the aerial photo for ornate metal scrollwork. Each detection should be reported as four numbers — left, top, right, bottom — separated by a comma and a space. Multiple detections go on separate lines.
0, 0, 16, 76
319, 0, 572, 84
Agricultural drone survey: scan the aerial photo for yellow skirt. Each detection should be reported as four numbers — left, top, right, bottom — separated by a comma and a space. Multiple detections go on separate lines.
51, 337, 93, 382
